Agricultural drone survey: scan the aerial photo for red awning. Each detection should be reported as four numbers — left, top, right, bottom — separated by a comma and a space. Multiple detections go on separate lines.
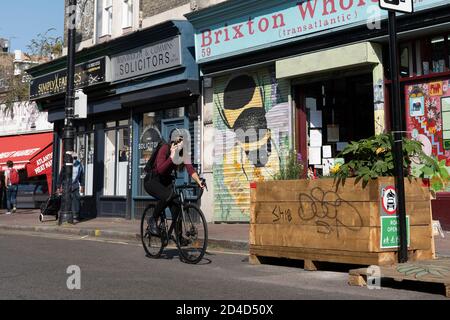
26, 144, 53, 178
0, 132, 53, 171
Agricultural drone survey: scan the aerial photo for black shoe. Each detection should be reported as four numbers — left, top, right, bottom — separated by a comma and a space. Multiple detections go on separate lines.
148, 216, 159, 236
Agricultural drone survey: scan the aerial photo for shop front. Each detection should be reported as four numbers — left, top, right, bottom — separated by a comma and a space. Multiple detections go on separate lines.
28, 21, 200, 219
400, 33, 450, 230
0, 132, 53, 209
187, 0, 450, 222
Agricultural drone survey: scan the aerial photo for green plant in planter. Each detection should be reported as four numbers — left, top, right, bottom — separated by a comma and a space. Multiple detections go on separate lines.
274, 150, 305, 180
417, 157, 450, 195
333, 133, 449, 190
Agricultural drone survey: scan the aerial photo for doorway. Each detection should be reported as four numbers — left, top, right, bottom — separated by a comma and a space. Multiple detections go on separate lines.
296, 73, 375, 177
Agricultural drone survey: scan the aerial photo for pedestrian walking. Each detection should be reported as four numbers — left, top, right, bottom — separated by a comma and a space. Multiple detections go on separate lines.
4, 160, 19, 215
57, 152, 85, 221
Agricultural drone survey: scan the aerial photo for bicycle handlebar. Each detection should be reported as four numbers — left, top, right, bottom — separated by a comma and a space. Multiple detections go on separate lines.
175, 179, 207, 201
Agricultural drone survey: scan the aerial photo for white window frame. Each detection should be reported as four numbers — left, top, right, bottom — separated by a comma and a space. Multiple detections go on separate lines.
122, 0, 133, 29
101, 0, 113, 37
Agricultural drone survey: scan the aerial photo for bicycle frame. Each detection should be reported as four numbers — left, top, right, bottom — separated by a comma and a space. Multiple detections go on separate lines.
159, 183, 203, 245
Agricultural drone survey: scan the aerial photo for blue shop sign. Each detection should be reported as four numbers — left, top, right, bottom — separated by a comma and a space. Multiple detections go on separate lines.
192, 0, 449, 63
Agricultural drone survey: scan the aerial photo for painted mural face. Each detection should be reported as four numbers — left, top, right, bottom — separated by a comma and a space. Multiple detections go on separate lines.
218, 74, 272, 168
213, 69, 291, 221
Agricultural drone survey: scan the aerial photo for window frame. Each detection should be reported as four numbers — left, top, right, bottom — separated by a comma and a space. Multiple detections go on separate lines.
103, 120, 130, 197
122, 0, 133, 29
75, 127, 95, 197
100, 0, 113, 37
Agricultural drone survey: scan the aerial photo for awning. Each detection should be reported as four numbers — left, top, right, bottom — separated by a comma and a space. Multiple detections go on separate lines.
276, 42, 382, 80
26, 144, 53, 178
0, 132, 53, 171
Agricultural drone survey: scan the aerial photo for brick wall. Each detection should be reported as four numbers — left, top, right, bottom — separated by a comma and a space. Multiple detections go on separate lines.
140, 0, 190, 19
0, 54, 13, 93
64, 0, 95, 45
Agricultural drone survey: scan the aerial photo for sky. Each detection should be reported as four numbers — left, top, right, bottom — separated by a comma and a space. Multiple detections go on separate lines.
0, 0, 65, 53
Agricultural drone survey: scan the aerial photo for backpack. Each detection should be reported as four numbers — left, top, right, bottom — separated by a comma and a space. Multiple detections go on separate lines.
9, 168, 19, 185
144, 141, 170, 174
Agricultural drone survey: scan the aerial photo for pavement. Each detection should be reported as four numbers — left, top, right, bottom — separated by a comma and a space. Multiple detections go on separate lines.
0, 210, 450, 257
0, 210, 249, 252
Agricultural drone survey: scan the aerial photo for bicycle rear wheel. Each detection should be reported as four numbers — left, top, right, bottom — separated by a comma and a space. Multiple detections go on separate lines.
140, 205, 164, 258
176, 204, 208, 264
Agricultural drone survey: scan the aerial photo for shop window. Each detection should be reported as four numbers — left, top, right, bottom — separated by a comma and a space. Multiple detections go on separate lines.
137, 107, 195, 197
415, 34, 450, 76
430, 36, 446, 73
448, 35, 450, 70
301, 74, 374, 177
75, 132, 94, 196
400, 46, 410, 77
104, 120, 130, 196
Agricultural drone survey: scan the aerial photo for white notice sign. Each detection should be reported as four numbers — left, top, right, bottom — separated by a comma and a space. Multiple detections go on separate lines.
379, 0, 413, 14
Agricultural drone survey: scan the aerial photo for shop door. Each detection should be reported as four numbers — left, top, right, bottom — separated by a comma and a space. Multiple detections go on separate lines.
296, 73, 374, 178
162, 118, 188, 186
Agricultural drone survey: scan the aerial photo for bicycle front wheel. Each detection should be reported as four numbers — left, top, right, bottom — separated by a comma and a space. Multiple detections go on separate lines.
176, 204, 208, 264
140, 205, 164, 259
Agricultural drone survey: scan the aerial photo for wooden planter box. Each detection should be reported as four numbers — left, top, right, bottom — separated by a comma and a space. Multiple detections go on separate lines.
250, 177, 435, 267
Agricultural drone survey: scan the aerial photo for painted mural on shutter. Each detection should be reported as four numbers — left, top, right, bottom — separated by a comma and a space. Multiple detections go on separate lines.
213, 67, 291, 222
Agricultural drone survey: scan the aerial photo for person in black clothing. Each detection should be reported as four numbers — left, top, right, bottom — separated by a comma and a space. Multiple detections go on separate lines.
57, 152, 85, 221
144, 129, 204, 234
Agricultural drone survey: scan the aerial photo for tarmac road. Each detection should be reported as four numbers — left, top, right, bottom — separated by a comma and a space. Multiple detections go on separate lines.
0, 230, 447, 300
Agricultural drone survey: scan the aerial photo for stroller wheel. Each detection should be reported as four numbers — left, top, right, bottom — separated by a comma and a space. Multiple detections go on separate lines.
39, 214, 44, 223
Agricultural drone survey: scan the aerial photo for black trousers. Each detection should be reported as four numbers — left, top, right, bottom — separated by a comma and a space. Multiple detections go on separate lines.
144, 175, 180, 220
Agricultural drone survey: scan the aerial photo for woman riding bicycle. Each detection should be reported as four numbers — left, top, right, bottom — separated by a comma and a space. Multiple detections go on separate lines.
144, 128, 204, 235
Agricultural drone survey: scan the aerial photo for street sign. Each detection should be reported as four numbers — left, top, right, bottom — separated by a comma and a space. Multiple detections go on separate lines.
379, 0, 414, 13
381, 216, 410, 249
381, 186, 397, 215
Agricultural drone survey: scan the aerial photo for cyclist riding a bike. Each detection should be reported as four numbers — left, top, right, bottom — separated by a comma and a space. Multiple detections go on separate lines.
144, 128, 204, 235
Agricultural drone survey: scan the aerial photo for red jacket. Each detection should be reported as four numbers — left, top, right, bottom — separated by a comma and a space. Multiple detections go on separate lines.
154, 144, 195, 177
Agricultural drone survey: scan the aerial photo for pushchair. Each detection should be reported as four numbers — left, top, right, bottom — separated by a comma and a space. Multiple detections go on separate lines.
39, 193, 62, 222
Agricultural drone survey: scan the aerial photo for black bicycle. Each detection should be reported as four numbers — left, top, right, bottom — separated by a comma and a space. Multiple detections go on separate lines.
140, 180, 208, 264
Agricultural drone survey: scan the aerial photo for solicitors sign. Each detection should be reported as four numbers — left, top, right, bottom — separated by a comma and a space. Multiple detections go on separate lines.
30, 57, 109, 100
193, 0, 448, 63
111, 36, 182, 82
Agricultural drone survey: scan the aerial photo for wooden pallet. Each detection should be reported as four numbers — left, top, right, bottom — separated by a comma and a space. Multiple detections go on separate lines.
249, 245, 433, 271
348, 258, 450, 298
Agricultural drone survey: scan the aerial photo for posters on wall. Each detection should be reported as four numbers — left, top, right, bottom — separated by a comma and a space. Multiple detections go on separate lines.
405, 79, 450, 191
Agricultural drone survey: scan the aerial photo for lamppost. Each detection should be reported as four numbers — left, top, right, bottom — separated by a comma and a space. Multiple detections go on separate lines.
379, 0, 414, 263
59, 0, 77, 225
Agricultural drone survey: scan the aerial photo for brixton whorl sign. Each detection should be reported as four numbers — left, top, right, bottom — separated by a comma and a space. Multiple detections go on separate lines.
30, 57, 108, 100
111, 36, 182, 82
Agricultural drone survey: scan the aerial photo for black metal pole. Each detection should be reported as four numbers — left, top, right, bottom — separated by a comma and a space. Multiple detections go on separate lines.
59, 0, 77, 225
388, 11, 408, 263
